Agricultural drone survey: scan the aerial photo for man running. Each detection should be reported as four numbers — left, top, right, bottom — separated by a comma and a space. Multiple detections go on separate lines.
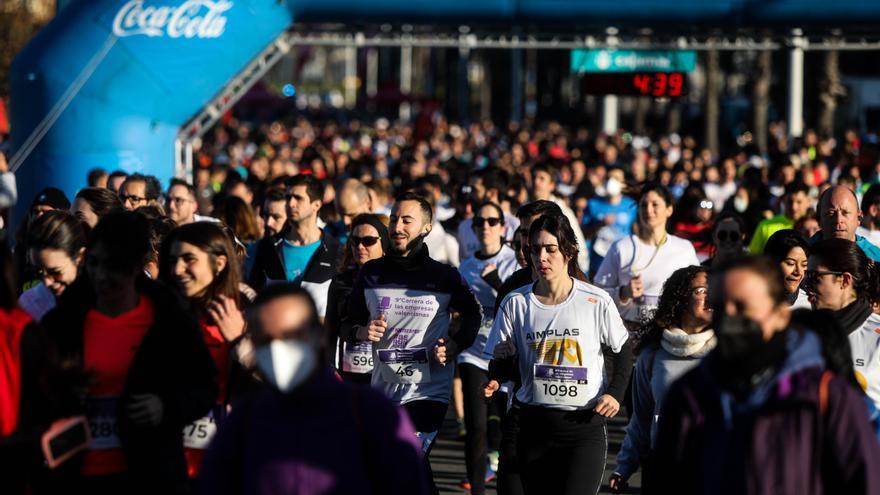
341, 191, 482, 494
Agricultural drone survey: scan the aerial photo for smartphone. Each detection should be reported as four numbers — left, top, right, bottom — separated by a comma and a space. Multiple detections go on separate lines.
41, 416, 90, 469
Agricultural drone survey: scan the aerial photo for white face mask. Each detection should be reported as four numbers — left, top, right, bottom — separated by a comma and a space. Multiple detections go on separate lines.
733, 196, 749, 213
606, 177, 623, 197
255, 339, 317, 393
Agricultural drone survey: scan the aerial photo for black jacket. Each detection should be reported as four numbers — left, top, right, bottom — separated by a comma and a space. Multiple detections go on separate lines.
248, 228, 341, 291
42, 277, 217, 493
324, 267, 357, 368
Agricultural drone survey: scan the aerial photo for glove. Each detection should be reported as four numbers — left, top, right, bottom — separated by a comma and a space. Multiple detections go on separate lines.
608, 472, 628, 494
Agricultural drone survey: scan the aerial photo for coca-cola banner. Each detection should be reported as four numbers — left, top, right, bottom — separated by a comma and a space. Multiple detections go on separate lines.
111, 0, 233, 39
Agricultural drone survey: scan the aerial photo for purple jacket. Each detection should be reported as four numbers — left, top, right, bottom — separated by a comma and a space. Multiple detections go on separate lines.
652, 330, 880, 495
198, 368, 428, 495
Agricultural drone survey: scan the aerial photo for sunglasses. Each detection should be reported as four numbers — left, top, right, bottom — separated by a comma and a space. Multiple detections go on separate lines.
473, 217, 503, 227
716, 229, 741, 242
803, 269, 844, 286
119, 194, 147, 204
351, 236, 380, 247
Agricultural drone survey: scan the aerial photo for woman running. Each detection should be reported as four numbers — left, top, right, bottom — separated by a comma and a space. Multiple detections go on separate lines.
41, 210, 216, 493
609, 266, 714, 493
806, 238, 880, 409
457, 201, 519, 494
486, 213, 632, 495
325, 213, 389, 383
159, 221, 252, 478
18, 211, 87, 322
595, 183, 699, 330
763, 229, 811, 309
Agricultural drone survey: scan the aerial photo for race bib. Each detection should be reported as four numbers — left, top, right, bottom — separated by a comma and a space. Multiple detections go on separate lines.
183, 406, 225, 450
86, 397, 121, 450
377, 348, 431, 384
532, 364, 589, 407
341, 341, 374, 374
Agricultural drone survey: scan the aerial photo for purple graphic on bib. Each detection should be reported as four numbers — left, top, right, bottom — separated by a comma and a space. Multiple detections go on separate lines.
534, 364, 588, 382
378, 296, 391, 312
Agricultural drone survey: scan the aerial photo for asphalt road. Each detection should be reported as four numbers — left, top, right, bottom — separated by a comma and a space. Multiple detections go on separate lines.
430, 408, 642, 494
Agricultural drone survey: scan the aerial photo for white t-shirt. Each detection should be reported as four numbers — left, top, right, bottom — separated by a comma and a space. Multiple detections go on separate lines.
457, 213, 520, 262
791, 289, 812, 310
593, 234, 700, 323
485, 279, 629, 410
457, 245, 520, 369
850, 312, 880, 410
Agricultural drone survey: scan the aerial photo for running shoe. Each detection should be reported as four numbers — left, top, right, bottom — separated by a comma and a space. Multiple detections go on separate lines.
458, 463, 497, 490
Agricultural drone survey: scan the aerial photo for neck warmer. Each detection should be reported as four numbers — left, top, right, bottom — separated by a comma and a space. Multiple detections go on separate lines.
661, 328, 717, 358
387, 244, 430, 271
834, 299, 873, 335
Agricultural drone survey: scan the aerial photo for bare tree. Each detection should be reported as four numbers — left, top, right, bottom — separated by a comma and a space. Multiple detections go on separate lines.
0, 1, 56, 98
753, 50, 772, 155
818, 49, 845, 136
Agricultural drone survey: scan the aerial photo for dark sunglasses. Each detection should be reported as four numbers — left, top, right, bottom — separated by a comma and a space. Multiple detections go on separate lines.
803, 269, 844, 286
716, 229, 741, 242
351, 236, 380, 247
473, 217, 503, 227
119, 194, 147, 203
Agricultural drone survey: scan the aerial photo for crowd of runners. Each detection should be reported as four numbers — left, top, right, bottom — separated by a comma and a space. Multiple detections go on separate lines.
2, 115, 880, 495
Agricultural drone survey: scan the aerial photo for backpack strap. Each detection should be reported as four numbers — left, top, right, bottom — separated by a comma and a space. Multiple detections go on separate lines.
818, 370, 834, 417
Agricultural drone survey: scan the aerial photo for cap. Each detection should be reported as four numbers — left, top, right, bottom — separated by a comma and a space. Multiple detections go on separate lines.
31, 187, 70, 210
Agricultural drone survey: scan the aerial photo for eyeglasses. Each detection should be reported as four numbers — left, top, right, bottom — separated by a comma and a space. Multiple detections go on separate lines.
351, 236, 380, 247
692, 287, 709, 298
716, 229, 741, 242
168, 196, 192, 205
699, 200, 714, 210
473, 217, 503, 227
803, 270, 844, 286
120, 194, 147, 204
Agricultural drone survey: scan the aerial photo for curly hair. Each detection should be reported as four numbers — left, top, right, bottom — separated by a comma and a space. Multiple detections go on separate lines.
635, 265, 707, 353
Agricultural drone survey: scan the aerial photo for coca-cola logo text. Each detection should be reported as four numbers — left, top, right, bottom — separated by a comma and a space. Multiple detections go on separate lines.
112, 0, 232, 39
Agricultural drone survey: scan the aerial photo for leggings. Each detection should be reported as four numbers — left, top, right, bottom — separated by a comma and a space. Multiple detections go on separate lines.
460, 363, 505, 494
403, 400, 448, 495
497, 404, 524, 495
518, 406, 607, 495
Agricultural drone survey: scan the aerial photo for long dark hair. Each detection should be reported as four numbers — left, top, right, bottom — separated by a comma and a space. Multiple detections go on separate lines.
75, 187, 123, 220
636, 265, 707, 352
528, 213, 587, 282
810, 238, 880, 305
159, 222, 242, 312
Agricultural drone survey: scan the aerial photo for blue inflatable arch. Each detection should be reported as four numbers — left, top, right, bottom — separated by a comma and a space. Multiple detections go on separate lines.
10, 0, 880, 218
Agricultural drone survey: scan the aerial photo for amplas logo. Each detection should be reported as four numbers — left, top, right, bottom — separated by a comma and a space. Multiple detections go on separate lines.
112, 0, 233, 39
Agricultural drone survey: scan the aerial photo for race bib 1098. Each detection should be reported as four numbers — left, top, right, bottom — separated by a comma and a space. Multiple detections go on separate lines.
532, 364, 589, 407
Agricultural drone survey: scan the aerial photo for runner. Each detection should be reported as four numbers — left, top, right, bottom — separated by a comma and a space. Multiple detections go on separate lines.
485, 213, 632, 495
457, 201, 519, 494
248, 175, 341, 320
763, 229, 812, 309
41, 210, 217, 493
806, 238, 880, 409
594, 183, 700, 329
609, 266, 715, 493
652, 256, 880, 493
812, 185, 880, 261
18, 211, 87, 322
198, 284, 429, 495
0, 242, 55, 494
340, 191, 482, 494
159, 222, 253, 478
325, 213, 389, 384
71, 187, 122, 228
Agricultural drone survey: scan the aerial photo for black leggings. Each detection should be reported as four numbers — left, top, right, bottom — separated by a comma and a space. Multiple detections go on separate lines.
518, 406, 607, 495
403, 400, 448, 495
497, 404, 524, 495
460, 363, 505, 494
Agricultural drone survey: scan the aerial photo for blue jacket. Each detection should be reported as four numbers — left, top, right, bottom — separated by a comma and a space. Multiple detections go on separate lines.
809, 232, 880, 261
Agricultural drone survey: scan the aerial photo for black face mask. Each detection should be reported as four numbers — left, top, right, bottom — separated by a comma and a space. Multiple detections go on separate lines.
714, 313, 765, 363
713, 313, 787, 395
395, 231, 428, 256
